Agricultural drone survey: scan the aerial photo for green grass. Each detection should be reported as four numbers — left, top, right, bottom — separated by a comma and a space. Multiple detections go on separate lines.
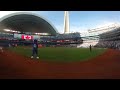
8, 46, 107, 62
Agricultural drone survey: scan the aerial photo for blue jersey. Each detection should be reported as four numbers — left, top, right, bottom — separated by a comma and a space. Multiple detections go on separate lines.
33, 43, 38, 49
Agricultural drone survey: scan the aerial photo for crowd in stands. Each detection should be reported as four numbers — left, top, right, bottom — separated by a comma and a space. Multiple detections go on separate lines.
0, 32, 83, 48
95, 40, 120, 50
0, 32, 14, 40
55, 33, 81, 40
40, 32, 81, 41
39, 33, 83, 47
94, 27, 120, 50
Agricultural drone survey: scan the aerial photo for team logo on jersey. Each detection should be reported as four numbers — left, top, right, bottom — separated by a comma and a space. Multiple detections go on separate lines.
33, 44, 37, 48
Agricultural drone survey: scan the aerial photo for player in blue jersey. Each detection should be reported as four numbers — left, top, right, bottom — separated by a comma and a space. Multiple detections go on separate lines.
31, 39, 39, 59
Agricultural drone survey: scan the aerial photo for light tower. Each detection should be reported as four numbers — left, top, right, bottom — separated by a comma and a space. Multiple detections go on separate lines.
64, 11, 70, 34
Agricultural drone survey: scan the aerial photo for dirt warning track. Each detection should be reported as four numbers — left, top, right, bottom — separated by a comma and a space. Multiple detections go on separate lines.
0, 49, 120, 79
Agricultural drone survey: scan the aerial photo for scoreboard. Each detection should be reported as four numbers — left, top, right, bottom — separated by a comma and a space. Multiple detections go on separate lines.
14, 34, 40, 40
21, 35, 33, 40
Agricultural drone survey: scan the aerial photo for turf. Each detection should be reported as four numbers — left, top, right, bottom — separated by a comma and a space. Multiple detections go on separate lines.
8, 46, 107, 62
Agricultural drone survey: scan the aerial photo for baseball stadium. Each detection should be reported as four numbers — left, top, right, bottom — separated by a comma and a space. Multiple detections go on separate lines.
0, 11, 120, 79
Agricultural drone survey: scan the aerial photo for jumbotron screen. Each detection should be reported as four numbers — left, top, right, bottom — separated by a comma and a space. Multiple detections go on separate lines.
14, 34, 40, 40
21, 35, 33, 40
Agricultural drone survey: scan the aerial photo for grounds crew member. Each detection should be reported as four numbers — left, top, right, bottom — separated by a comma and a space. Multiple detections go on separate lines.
90, 44, 92, 52
31, 39, 39, 59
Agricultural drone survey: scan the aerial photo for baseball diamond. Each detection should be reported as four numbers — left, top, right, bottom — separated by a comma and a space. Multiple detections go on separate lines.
0, 11, 120, 79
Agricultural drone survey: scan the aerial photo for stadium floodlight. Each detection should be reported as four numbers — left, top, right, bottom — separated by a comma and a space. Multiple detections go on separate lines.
12, 30, 18, 32
35, 33, 38, 35
4, 29, 11, 32
3, 29, 18, 33
35, 33, 50, 35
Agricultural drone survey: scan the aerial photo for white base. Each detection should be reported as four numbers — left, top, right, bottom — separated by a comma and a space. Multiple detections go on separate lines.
31, 56, 34, 58
36, 57, 39, 59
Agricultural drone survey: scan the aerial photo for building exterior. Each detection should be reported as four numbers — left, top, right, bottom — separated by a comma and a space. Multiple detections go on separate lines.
0, 12, 59, 47
64, 11, 70, 34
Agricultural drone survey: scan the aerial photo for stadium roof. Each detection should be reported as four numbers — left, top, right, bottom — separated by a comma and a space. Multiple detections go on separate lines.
0, 12, 58, 35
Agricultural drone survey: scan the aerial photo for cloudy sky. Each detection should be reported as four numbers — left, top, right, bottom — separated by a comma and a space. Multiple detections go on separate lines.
0, 11, 120, 34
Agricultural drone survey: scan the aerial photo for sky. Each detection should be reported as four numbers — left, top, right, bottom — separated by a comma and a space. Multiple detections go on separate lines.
1, 11, 120, 34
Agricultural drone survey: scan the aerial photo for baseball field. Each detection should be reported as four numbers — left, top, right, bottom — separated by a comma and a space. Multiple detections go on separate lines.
1, 46, 120, 79
8, 46, 106, 62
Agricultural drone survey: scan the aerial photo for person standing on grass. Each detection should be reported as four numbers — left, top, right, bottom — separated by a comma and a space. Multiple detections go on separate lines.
31, 39, 39, 59
90, 44, 92, 52
0, 46, 3, 52
8, 43, 11, 47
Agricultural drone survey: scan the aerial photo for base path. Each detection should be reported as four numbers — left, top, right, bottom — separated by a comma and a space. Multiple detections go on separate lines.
0, 49, 120, 79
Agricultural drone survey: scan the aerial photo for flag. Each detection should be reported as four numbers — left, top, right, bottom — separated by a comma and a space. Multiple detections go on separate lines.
21, 35, 33, 40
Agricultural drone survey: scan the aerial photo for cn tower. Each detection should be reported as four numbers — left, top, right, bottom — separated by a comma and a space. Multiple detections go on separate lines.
64, 11, 70, 33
